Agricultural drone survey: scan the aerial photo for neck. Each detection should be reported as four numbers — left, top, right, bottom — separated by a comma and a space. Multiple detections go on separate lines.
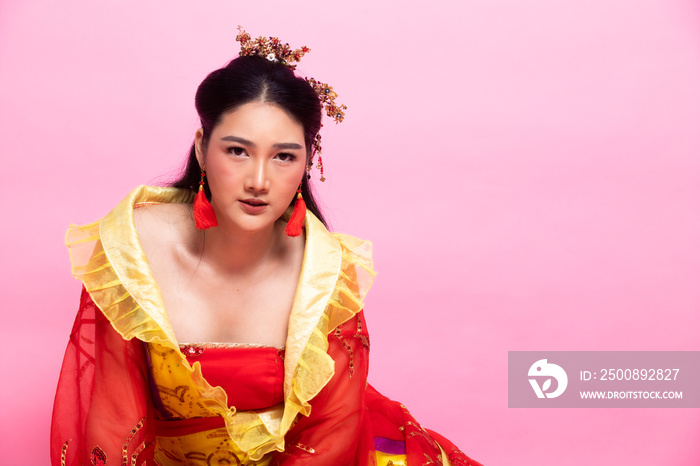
198, 219, 288, 274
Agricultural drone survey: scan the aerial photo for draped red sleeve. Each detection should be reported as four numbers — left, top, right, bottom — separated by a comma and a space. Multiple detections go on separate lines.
270, 311, 373, 466
50, 288, 155, 466
269, 310, 483, 466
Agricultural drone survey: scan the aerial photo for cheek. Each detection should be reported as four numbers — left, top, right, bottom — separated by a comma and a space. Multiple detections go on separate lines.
205, 166, 245, 201
284, 162, 306, 186
280, 168, 305, 204
281, 175, 301, 198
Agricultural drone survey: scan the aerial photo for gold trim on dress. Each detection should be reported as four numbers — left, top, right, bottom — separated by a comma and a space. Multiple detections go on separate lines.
179, 342, 286, 350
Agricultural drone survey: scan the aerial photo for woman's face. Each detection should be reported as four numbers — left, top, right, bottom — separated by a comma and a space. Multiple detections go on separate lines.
195, 101, 307, 234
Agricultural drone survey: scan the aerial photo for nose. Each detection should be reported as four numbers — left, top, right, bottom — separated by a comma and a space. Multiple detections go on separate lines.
245, 158, 270, 193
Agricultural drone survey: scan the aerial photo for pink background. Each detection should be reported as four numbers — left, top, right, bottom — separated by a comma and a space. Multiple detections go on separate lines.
1, 1, 699, 464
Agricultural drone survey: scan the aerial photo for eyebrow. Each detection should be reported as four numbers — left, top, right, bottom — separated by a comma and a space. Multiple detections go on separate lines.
220, 136, 254, 146
220, 136, 303, 150
273, 142, 303, 150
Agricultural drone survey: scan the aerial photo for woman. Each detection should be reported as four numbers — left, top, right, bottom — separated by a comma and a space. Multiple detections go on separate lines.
51, 28, 482, 466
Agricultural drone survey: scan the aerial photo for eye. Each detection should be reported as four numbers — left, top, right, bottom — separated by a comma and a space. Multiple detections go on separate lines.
275, 152, 297, 163
227, 146, 247, 157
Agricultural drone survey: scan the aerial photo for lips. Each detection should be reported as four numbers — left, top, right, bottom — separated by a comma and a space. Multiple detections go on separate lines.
241, 198, 267, 206
239, 198, 268, 214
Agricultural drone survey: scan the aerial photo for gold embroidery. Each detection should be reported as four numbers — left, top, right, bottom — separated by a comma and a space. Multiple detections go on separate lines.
129, 441, 152, 466
184, 452, 208, 462
406, 422, 439, 450
402, 410, 442, 464
449, 451, 474, 466
334, 317, 370, 376
155, 385, 189, 403
205, 429, 231, 439
206, 449, 242, 465
421, 451, 443, 465
121, 418, 145, 466
59, 422, 147, 466
294, 443, 316, 454
355, 316, 370, 350
334, 325, 356, 375
149, 346, 176, 357
180, 342, 286, 350
148, 346, 176, 373
60, 440, 70, 466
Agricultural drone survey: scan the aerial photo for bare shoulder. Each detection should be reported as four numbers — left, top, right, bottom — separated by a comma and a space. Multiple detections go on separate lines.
133, 203, 195, 258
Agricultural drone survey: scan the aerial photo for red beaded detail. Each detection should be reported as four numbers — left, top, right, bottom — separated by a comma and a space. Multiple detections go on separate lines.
180, 345, 206, 358
90, 446, 107, 466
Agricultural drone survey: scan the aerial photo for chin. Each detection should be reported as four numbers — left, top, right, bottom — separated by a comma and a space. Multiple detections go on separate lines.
228, 214, 280, 233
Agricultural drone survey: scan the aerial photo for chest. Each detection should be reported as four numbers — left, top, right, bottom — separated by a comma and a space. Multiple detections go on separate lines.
148, 250, 301, 347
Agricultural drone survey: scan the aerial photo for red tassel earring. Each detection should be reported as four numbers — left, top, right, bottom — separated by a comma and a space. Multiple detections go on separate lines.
285, 184, 306, 237
193, 166, 218, 230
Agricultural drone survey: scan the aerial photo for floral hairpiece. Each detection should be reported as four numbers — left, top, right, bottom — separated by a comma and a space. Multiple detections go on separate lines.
236, 26, 347, 181
235, 26, 309, 70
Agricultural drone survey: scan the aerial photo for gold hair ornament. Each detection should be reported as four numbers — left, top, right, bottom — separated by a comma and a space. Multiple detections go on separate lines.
236, 26, 347, 182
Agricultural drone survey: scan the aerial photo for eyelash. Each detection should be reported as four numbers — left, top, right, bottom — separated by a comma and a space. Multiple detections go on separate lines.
226, 147, 297, 163
227, 146, 247, 157
275, 152, 297, 163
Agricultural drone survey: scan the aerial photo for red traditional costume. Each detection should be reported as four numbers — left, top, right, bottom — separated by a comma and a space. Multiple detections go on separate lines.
51, 186, 482, 466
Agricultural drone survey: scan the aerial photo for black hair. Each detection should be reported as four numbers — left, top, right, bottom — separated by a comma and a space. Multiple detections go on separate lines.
171, 55, 327, 226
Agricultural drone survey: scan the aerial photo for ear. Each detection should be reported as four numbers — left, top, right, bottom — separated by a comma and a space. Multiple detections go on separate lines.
194, 128, 205, 168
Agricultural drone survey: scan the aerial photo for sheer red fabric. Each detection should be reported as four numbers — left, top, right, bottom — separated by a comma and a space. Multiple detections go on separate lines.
50, 288, 155, 466
270, 312, 372, 465
269, 312, 483, 466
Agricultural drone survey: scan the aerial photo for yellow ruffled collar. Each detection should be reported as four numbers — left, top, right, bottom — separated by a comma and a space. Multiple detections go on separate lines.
66, 185, 375, 460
